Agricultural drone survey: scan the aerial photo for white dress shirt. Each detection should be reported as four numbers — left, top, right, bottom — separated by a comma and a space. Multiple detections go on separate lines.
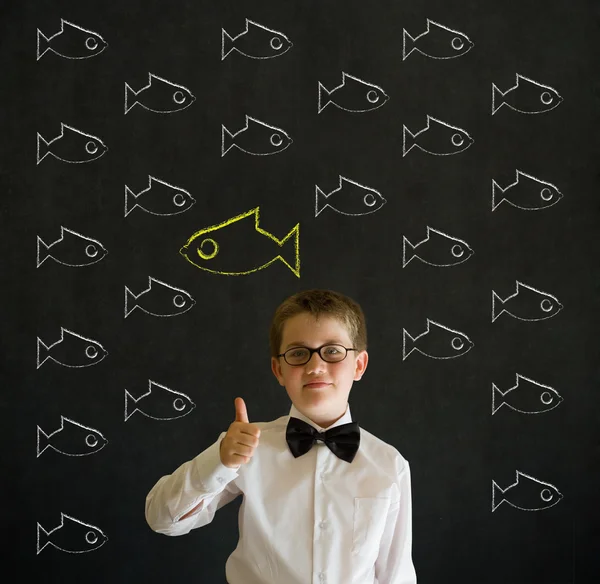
145, 403, 417, 584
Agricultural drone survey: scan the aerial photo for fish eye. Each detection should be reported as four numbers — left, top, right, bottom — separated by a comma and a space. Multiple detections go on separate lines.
85, 244, 98, 258
173, 91, 186, 104
85, 37, 98, 51
173, 398, 185, 411
85, 530, 98, 544
451, 336, 464, 350
197, 237, 219, 260
451, 244, 464, 258
540, 91, 553, 105
270, 133, 283, 146
366, 90, 380, 103
173, 193, 186, 207
86, 141, 98, 154
540, 298, 554, 312
363, 193, 377, 207
85, 345, 98, 359
270, 36, 283, 50
451, 133, 464, 147
540, 391, 553, 405
173, 294, 186, 308
540, 187, 553, 201
540, 488, 553, 502
451, 37, 464, 50
86, 434, 99, 447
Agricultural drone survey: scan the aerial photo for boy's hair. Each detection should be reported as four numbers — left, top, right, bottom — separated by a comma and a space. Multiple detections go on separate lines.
269, 289, 367, 357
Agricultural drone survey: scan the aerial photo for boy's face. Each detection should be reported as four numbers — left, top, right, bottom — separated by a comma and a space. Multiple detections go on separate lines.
271, 312, 368, 429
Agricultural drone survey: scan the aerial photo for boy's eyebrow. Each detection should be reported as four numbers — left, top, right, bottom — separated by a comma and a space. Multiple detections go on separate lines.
284, 339, 346, 350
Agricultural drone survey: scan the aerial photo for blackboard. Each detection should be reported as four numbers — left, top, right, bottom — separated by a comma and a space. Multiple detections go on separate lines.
2, 0, 600, 582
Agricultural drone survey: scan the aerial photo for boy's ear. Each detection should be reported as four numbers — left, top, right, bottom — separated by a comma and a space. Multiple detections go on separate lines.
353, 350, 368, 381
271, 356, 285, 386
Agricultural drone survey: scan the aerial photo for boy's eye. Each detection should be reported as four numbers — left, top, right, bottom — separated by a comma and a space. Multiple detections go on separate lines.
290, 349, 308, 358
323, 346, 340, 355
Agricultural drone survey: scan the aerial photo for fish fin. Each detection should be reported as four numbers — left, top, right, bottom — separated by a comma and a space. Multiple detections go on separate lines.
402, 29, 416, 60
36, 29, 51, 61
491, 383, 506, 415
124, 390, 138, 421
402, 125, 416, 157
36, 235, 51, 267
221, 28, 235, 60
314, 186, 330, 217
36, 337, 50, 369
221, 124, 235, 156
491, 290, 505, 322
36, 426, 50, 457
37, 133, 50, 164
491, 83, 505, 115
124, 82, 137, 115
491, 179, 505, 211
402, 329, 415, 360
491, 480, 505, 512
37, 522, 50, 554
276, 223, 300, 277
317, 81, 331, 113
124, 286, 138, 318
124, 186, 139, 217
402, 236, 416, 267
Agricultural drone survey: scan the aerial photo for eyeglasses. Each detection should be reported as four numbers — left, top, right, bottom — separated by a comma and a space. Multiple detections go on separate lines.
277, 344, 357, 366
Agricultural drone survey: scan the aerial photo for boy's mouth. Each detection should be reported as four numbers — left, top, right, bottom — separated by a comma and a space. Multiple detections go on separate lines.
304, 382, 331, 389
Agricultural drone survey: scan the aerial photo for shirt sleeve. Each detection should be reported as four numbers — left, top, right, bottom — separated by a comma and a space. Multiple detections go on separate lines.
375, 459, 417, 584
144, 431, 243, 536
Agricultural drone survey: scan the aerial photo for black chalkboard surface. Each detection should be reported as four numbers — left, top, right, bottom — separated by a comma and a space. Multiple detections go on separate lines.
2, 0, 599, 582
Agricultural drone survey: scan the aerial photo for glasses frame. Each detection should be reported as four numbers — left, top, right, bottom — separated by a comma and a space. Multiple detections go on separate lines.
277, 343, 358, 366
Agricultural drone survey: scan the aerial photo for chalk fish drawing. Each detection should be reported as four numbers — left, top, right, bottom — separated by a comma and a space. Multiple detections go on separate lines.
37, 19, 107, 60
37, 328, 108, 369
222, 19, 292, 60
318, 72, 389, 113
124, 380, 196, 421
125, 73, 196, 114
403, 116, 473, 156
492, 281, 563, 322
124, 277, 195, 318
37, 227, 107, 268
492, 471, 563, 512
315, 176, 386, 217
403, 319, 473, 360
124, 176, 195, 217
180, 207, 300, 277
222, 115, 292, 156
402, 19, 473, 60
37, 416, 107, 457
492, 73, 563, 115
403, 227, 473, 267
37, 123, 107, 164
492, 170, 563, 211
37, 513, 107, 554
492, 374, 563, 415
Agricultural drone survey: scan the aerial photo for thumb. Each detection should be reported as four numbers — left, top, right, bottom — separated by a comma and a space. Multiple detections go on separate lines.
235, 397, 249, 423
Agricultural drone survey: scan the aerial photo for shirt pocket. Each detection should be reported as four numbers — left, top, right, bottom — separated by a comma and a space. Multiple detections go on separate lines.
351, 497, 391, 558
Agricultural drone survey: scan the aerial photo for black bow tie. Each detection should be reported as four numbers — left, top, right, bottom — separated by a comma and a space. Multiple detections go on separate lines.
286, 417, 360, 463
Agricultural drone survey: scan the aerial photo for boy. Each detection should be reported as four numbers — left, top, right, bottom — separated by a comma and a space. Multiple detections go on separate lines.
145, 289, 417, 584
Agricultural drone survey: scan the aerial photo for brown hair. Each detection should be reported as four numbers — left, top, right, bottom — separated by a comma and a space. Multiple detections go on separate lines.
269, 289, 367, 357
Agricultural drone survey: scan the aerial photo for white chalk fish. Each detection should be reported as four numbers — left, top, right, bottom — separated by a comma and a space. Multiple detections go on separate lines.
125, 380, 196, 421
124, 176, 196, 217
222, 116, 292, 156
37, 416, 107, 457
492, 374, 563, 415
37, 19, 107, 60
492, 281, 563, 322
37, 328, 108, 369
125, 73, 196, 114
403, 115, 473, 156
37, 123, 107, 164
222, 19, 292, 60
492, 471, 563, 512
37, 227, 107, 267
315, 176, 386, 217
318, 72, 389, 113
403, 319, 473, 360
492, 73, 563, 115
403, 19, 473, 60
492, 170, 563, 211
124, 277, 195, 318
403, 227, 473, 267
37, 513, 107, 554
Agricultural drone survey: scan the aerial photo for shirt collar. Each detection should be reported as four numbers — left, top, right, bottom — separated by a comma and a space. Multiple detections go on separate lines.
288, 402, 353, 433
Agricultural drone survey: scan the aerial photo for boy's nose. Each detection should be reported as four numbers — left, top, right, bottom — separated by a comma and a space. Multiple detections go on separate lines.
305, 351, 327, 372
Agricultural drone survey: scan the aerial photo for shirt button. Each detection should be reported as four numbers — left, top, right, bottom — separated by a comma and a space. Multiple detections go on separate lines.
319, 573, 326, 582
319, 520, 327, 529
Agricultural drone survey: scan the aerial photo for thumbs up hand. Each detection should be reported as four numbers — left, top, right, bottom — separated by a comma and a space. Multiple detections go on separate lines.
220, 397, 261, 468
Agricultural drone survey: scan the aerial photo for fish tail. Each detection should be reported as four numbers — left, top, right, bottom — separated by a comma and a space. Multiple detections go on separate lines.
124, 185, 139, 217
491, 383, 506, 415
402, 329, 415, 360
491, 480, 506, 512
491, 290, 505, 322
221, 124, 235, 156
317, 82, 331, 113
491, 83, 505, 115
37, 522, 50, 554
491, 179, 507, 211
402, 29, 416, 60
124, 286, 139, 318
124, 82, 137, 115
124, 389, 138, 421
276, 223, 301, 277
36, 29, 51, 60
36, 132, 50, 164
402, 125, 416, 157
36, 337, 50, 369
221, 28, 235, 60
402, 236, 416, 267
314, 185, 330, 217
36, 235, 51, 267
36, 426, 50, 457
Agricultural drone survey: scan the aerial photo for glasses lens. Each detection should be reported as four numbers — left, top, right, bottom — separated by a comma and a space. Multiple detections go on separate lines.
285, 348, 310, 365
320, 345, 347, 362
